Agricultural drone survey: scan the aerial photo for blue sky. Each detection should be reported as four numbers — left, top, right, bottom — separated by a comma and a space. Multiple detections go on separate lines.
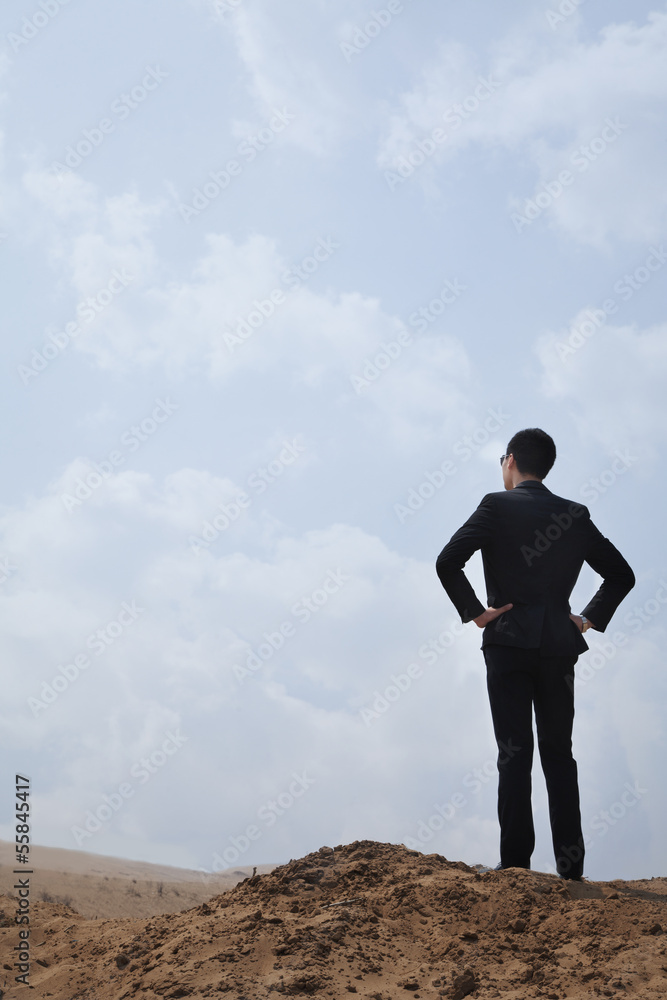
1, 0, 666, 881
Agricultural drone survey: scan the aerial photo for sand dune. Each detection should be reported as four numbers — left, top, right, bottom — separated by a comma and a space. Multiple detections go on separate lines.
1, 839, 666, 998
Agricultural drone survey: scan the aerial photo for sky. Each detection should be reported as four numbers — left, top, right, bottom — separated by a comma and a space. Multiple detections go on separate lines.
0, 0, 666, 883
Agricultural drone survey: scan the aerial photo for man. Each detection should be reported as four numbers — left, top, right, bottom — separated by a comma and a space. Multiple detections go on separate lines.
435, 428, 635, 880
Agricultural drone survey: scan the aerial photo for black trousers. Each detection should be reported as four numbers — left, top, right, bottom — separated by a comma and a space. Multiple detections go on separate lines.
483, 644, 585, 878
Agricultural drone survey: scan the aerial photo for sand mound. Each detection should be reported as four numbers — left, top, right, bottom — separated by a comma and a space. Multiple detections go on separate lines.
1, 839, 666, 998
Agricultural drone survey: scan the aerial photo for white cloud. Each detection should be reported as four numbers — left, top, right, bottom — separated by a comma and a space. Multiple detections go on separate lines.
217, 1, 351, 156
17, 171, 477, 442
535, 314, 667, 457
22, 169, 161, 282
377, 10, 667, 245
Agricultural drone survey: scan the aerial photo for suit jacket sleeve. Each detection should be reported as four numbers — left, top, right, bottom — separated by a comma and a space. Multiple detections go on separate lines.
579, 519, 635, 632
435, 493, 495, 623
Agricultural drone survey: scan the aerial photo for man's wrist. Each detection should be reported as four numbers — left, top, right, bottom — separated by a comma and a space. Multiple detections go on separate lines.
580, 615, 592, 632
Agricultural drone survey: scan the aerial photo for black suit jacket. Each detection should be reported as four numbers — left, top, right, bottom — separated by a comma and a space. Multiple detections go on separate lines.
435, 479, 635, 655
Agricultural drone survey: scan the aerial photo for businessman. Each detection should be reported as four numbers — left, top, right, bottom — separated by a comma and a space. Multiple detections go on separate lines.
435, 428, 635, 879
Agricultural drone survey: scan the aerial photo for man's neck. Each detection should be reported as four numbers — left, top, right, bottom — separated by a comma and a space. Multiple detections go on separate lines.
512, 474, 542, 488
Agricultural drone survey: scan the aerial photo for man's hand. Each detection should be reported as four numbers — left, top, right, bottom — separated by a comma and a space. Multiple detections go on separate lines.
569, 613, 595, 632
473, 603, 513, 628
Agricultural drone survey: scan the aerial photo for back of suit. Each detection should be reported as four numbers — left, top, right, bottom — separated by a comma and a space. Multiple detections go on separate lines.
436, 479, 635, 656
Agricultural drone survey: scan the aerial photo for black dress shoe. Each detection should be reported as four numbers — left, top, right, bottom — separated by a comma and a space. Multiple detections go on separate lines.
474, 862, 530, 874
558, 872, 583, 882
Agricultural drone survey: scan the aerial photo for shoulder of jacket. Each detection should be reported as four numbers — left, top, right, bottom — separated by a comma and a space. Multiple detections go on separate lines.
567, 500, 591, 519
480, 489, 510, 504
548, 495, 593, 521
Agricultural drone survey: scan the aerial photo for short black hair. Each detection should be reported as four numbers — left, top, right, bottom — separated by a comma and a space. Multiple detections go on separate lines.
506, 428, 556, 479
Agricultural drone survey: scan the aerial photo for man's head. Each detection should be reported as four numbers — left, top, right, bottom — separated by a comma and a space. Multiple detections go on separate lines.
501, 428, 556, 489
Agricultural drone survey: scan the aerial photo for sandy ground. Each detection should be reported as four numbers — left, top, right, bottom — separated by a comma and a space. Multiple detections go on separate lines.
0, 839, 276, 918
1, 839, 666, 998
